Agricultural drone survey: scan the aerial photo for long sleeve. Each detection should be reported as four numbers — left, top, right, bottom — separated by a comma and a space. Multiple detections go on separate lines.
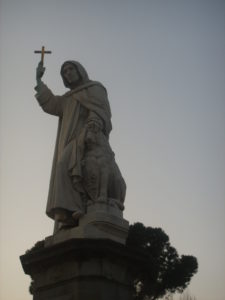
35, 82, 64, 117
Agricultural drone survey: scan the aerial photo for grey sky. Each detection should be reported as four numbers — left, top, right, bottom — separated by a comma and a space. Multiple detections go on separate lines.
0, 1, 225, 300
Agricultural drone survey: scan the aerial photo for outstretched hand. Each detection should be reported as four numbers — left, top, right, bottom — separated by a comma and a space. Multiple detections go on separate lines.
36, 61, 45, 82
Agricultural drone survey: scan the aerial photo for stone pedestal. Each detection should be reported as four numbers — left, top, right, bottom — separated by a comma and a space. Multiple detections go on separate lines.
45, 202, 129, 247
46, 212, 129, 247
20, 239, 149, 300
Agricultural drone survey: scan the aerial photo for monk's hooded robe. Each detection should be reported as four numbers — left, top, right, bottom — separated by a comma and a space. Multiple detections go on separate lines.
35, 61, 113, 223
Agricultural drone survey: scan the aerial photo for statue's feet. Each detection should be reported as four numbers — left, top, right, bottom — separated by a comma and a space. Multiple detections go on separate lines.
54, 209, 80, 227
58, 223, 78, 231
72, 210, 84, 220
55, 211, 67, 222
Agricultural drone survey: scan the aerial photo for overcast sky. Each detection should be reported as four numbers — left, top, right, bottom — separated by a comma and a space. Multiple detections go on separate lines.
0, 1, 225, 300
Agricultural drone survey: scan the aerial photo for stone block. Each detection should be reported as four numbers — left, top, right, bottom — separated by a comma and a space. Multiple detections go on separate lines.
45, 210, 129, 247
20, 239, 150, 300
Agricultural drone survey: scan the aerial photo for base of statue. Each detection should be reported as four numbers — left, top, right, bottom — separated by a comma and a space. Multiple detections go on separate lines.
20, 239, 147, 300
45, 202, 129, 247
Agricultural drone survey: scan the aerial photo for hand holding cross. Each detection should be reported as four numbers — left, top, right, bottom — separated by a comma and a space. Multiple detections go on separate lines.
34, 46, 52, 84
34, 46, 52, 64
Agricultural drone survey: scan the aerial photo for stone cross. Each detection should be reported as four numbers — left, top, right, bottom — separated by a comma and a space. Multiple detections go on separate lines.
34, 46, 52, 64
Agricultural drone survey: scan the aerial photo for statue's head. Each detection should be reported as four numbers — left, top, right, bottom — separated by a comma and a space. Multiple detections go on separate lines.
60, 61, 89, 89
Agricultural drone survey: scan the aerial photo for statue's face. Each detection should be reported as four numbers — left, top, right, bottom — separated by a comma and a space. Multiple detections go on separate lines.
62, 63, 80, 85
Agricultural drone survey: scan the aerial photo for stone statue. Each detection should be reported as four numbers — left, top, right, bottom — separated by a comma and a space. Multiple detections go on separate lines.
35, 60, 126, 229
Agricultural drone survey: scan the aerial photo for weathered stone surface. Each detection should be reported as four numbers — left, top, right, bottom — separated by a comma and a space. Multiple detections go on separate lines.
45, 209, 129, 246
35, 60, 126, 229
20, 239, 150, 300
23, 58, 133, 300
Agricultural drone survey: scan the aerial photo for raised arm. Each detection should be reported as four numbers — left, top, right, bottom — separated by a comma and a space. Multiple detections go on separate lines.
35, 61, 63, 117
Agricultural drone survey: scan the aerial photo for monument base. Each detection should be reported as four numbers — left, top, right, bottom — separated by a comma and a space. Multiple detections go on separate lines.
20, 239, 150, 300
45, 211, 129, 247
45, 203, 129, 247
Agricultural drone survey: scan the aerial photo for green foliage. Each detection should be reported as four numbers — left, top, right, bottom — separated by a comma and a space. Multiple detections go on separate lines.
126, 223, 198, 300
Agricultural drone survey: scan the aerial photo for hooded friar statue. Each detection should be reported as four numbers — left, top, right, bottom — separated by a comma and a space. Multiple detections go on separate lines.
35, 60, 126, 230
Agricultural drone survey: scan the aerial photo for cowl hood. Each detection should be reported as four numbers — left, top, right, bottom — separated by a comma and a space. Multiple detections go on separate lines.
60, 60, 90, 88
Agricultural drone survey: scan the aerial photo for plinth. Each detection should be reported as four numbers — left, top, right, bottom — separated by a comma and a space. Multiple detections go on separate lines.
20, 238, 150, 300
20, 205, 150, 300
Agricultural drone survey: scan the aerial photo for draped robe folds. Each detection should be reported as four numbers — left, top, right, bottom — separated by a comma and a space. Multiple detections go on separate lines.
35, 80, 112, 222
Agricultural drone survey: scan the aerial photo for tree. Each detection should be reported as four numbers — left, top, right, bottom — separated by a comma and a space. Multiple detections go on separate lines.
179, 290, 196, 300
126, 223, 198, 300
